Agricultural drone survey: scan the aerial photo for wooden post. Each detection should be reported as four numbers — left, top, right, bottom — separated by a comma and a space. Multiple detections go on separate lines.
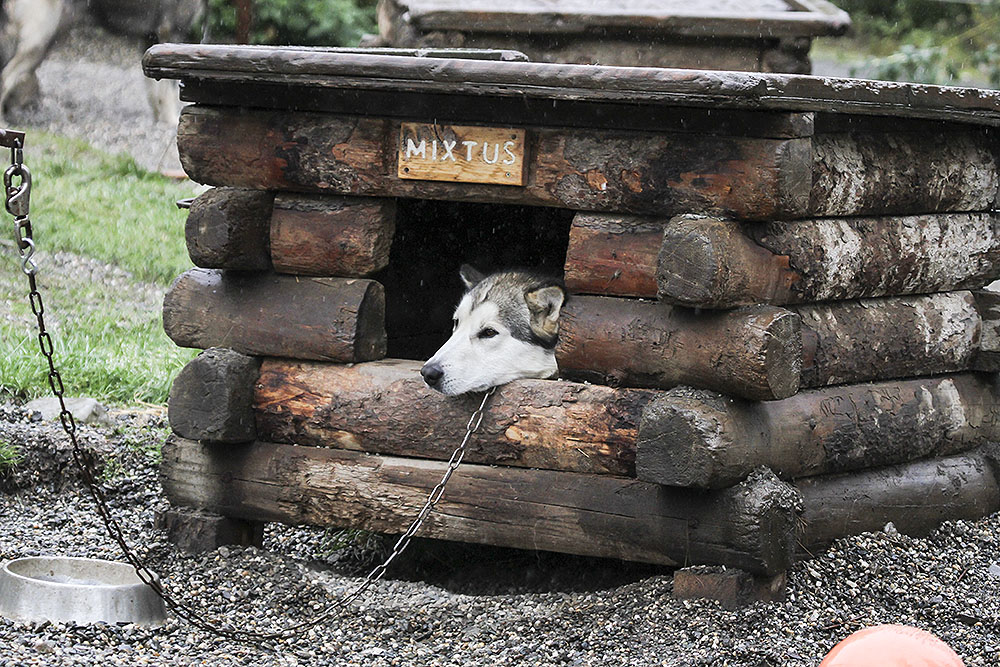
162, 268, 387, 361
155, 507, 264, 553
557, 296, 801, 401
637, 374, 1000, 489
796, 448, 1000, 551
254, 358, 654, 476
795, 291, 982, 388
185, 187, 273, 271
162, 437, 801, 575
168, 347, 260, 443
656, 213, 1000, 308
673, 567, 787, 608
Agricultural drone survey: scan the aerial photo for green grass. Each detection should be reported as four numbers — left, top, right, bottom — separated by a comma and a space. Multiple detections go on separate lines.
0, 438, 23, 473
23, 132, 196, 284
0, 131, 198, 405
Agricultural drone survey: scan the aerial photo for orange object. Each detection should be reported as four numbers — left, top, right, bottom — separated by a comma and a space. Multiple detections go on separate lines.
819, 625, 965, 666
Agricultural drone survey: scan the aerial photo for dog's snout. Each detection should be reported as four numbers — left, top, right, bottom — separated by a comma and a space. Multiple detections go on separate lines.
421, 362, 444, 388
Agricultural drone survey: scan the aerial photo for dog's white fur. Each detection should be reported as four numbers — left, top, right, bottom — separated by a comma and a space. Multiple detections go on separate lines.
421, 266, 566, 395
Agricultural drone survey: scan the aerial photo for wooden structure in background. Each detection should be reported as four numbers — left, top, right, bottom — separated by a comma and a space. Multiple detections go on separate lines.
146, 44, 1000, 600
368, 0, 851, 73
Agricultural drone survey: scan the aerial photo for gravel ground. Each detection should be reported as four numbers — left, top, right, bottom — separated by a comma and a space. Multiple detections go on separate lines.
3, 405, 1000, 666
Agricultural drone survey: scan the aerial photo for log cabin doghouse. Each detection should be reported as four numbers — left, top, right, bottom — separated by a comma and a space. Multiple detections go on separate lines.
367, 0, 851, 73
145, 44, 1000, 597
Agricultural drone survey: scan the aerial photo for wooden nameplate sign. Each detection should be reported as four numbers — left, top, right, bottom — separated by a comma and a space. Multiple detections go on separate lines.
397, 122, 527, 186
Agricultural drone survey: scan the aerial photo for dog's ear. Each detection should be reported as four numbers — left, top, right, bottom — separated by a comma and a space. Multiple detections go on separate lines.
524, 284, 566, 346
459, 264, 485, 290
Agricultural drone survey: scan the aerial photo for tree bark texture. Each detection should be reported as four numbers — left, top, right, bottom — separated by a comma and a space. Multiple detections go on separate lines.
177, 105, 812, 220
796, 448, 1000, 551
167, 347, 260, 443
254, 358, 655, 476
162, 436, 801, 574
808, 131, 998, 217
185, 187, 273, 271
270, 193, 396, 276
637, 374, 1000, 489
162, 268, 386, 362
563, 213, 665, 297
656, 213, 1000, 308
556, 296, 802, 401
973, 289, 1000, 372
795, 291, 983, 388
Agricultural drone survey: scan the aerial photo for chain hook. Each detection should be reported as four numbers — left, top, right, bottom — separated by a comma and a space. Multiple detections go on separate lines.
5, 162, 30, 218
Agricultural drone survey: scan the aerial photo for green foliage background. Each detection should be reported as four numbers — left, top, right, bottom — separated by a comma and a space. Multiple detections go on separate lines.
205, 0, 378, 47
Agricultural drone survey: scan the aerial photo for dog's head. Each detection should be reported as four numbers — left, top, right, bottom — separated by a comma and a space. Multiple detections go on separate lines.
421, 265, 566, 395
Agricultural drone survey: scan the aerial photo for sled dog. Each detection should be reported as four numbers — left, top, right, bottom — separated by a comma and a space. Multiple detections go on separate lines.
421, 265, 566, 395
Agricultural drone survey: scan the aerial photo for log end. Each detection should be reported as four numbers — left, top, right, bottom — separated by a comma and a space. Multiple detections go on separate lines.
656, 217, 723, 306
354, 281, 388, 361
168, 347, 261, 442
758, 307, 802, 401
637, 388, 741, 489
726, 467, 802, 576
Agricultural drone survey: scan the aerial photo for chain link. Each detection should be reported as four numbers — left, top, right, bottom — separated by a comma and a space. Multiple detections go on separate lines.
5, 128, 497, 644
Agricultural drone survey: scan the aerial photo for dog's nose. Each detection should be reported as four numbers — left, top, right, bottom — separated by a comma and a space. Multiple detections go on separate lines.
421, 362, 444, 388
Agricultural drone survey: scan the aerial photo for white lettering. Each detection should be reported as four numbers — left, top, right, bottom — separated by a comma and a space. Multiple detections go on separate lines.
483, 142, 500, 164
502, 141, 517, 165
405, 138, 426, 159
441, 140, 457, 161
462, 141, 477, 161
431, 140, 438, 161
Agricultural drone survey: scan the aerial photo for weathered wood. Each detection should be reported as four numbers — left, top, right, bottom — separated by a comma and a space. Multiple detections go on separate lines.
167, 347, 260, 443
254, 358, 655, 476
796, 291, 982, 388
563, 213, 664, 297
656, 213, 1000, 307
796, 449, 1000, 551
380, 0, 850, 38
185, 188, 273, 270
177, 105, 812, 220
162, 437, 801, 574
557, 296, 801, 401
144, 44, 1000, 128
154, 507, 264, 553
808, 131, 998, 217
974, 289, 1000, 372
162, 268, 386, 362
270, 194, 396, 276
672, 566, 787, 609
637, 374, 1000, 489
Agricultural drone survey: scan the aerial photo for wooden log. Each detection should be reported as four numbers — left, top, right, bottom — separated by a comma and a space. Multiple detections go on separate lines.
973, 289, 1000, 372
167, 347, 260, 443
795, 291, 981, 388
185, 188, 397, 276
563, 213, 664, 297
162, 268, 386, 362
657, 213, 1000, 308
808, 131, 998, 217
672, 566, 787, 609
796, 449, 1000, 551
162, 436, 801, 574
177, 105, 812, 220
185, 187, 273, 270
153, 507, 264, 553
254, 358, 655, 476
637, 374, 1000, 489
270, 194, 396, 276
557, 296, 801, 401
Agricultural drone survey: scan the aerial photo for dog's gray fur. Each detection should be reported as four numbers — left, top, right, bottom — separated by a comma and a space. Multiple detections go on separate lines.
421, 265, 566, 395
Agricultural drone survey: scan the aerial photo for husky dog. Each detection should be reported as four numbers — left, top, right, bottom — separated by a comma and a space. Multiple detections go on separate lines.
421, 265, 566, 395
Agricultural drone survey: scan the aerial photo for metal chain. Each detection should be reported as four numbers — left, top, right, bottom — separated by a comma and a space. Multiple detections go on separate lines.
4, 127, 497, 644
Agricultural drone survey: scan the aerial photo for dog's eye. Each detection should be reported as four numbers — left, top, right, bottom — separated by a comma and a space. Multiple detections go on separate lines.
477, 327, 499, 339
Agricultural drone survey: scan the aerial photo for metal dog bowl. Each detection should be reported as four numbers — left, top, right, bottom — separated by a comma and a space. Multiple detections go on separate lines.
0, 556, 166, 625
